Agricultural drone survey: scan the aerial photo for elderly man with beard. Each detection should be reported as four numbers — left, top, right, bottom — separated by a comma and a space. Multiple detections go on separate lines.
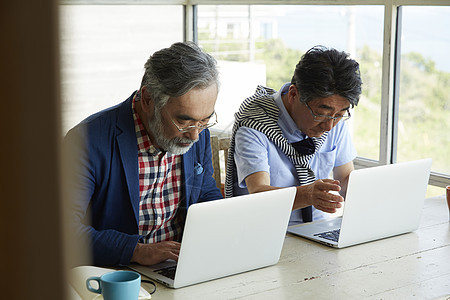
65, 42, 222, 267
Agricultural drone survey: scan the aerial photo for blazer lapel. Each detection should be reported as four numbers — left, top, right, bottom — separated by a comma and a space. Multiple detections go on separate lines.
116, 96, 140, 224
182, 149, 194, 208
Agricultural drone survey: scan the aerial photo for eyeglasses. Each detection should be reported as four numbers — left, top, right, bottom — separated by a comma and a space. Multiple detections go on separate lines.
170, 111, 218, 133
304, 102, 351, 123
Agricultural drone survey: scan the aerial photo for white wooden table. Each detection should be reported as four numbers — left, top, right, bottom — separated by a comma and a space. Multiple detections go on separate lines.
143, 195, 450, 299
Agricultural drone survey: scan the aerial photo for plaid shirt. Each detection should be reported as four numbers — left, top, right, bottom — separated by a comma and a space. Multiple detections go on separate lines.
132, 97, 184, 243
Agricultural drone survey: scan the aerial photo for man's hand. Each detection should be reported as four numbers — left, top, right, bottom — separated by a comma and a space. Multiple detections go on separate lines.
245, 171, 344, 214
295, 179, 344, 213
131, 241, 181, 266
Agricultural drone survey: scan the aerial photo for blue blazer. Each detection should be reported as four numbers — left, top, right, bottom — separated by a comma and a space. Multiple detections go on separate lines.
64, 92, 223, 266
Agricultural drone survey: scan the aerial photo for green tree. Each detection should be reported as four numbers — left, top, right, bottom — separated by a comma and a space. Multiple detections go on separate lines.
397, 52, 450, 172
255, 38, 304, 89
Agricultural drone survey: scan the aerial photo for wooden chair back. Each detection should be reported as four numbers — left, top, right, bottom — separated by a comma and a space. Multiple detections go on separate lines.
210, 135, 230, 195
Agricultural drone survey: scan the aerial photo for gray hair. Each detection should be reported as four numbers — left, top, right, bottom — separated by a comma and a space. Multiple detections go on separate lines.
140, 42, 219, 109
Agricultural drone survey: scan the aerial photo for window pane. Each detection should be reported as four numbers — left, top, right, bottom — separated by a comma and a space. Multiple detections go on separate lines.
198, 5, 383, 161
59, 5, 183, 134
398, 6, 450, 175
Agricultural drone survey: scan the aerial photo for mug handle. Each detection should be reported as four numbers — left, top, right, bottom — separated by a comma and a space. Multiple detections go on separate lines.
86, 276, 102, 294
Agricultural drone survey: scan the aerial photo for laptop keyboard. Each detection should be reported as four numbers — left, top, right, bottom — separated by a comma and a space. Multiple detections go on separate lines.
155, 265, 177, 280
314, 229, 340, 242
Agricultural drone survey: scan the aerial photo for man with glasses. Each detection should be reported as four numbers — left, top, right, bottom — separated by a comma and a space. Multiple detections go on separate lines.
65, 42, 222, 267
225, 46, 362, 225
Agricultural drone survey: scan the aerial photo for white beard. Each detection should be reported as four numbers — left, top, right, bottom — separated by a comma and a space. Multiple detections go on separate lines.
147, 109, 198, 155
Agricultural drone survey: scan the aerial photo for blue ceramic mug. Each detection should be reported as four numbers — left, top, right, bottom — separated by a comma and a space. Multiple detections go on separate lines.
86, 270, 141, 300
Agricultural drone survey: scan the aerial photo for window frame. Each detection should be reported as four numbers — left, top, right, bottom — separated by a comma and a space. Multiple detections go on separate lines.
60, 0, 450, 187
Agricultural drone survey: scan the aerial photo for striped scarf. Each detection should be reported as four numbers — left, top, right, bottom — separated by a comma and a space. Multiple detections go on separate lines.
225, 85, 328, 199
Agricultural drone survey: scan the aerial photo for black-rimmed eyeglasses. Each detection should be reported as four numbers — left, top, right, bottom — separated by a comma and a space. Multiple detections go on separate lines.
304, 102, 351, 123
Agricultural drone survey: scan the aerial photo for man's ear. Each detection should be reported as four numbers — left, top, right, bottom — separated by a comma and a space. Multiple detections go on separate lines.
288, 84, 300, 104
140, 86, 154, 114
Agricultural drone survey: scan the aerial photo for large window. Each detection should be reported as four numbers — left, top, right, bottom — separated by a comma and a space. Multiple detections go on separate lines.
59, 5, 183, 134
198, 5, 384, 161
397, 6, 450, 176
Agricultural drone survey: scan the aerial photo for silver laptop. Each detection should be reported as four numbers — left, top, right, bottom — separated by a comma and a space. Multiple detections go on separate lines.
129, 187, 296, 288
287, 158, 432, 248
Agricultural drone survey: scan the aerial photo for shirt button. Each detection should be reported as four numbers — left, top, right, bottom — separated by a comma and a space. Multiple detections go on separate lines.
156, 216, 162, 225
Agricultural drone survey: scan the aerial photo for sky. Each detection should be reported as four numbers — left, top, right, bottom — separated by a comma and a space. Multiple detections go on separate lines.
275, 5, 450, 72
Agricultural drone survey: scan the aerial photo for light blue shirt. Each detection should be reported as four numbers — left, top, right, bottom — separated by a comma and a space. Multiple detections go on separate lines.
234, 84, 357, 223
